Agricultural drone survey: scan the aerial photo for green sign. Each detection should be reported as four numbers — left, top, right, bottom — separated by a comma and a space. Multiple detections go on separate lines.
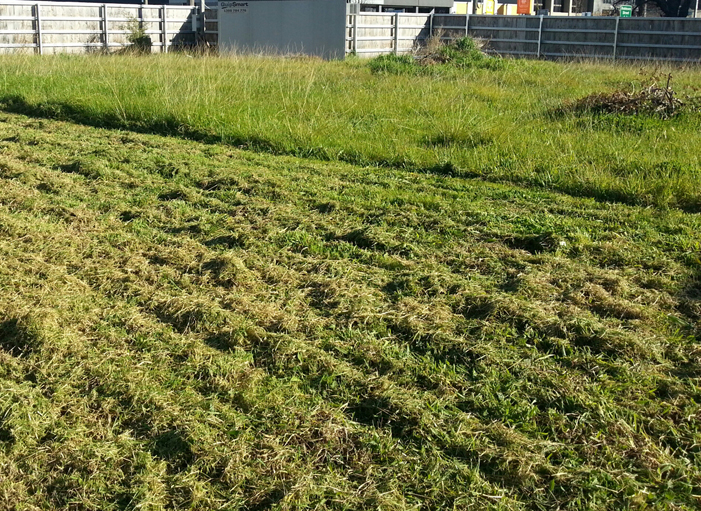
619, 5, 632, 16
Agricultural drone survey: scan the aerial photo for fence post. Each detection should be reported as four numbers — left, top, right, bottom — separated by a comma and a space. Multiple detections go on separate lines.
353, 13, 358, 54
102, 4, 109, 52
35, 3, 42, 55
162, 5, 168, 53
189, 0, 197, 44
536, 15, 543, 58
394, 12, 399, 55
612, 16, 619, 60
199, 2, 205, 44
138, 4, 144, 45
429, 11, 433, 39
466, 14, 470, 36
199, 0, 205, 42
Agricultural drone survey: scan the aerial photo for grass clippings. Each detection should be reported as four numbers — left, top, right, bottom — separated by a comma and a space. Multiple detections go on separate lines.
0, 109, 699, 510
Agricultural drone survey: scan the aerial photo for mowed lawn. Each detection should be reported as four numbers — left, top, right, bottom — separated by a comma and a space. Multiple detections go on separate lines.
0, 54, 699, 510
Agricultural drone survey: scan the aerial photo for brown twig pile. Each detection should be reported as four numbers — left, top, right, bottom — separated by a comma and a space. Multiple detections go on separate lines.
569, 74, 696, 119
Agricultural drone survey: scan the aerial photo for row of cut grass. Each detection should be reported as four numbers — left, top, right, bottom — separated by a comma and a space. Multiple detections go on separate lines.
0, 110, 700, 509
0, 53, 700, 210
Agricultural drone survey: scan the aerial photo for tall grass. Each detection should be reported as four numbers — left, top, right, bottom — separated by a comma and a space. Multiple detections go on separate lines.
1, 53, 700, 209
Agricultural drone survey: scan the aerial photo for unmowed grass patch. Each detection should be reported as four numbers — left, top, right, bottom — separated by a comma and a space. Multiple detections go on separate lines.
368, 37, 508, 75
0, 53, 700, 210
0, 112, 700, 509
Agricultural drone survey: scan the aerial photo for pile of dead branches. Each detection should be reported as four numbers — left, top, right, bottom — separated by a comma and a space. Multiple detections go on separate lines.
566, 74, 699, 119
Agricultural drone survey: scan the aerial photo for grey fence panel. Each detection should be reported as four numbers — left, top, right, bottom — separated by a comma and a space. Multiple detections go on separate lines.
0, 3, 35, 52
0, 0, 197, 54
616, 17, 701, 60
467, 15, 542, 56
539, 16, 617, 58
347, 12, 701, 62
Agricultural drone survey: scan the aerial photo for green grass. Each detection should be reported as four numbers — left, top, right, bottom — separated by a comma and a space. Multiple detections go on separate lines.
0, 53, 700, 210
0, 54, 700, 510
367, 38, 508, 74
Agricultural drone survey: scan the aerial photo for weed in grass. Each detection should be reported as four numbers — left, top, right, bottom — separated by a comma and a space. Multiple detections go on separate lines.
123, 17, 152, 54
369, 37, 506, 75
367, 54, 416, 75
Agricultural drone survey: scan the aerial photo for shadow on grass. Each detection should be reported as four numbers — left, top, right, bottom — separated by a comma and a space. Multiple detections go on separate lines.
0, 94, 279, 153
676, 271, 701, 378
0, 317, 42, 357
0, 94, 467, 179
204, 234, 247, 250
148, 428, 194, 473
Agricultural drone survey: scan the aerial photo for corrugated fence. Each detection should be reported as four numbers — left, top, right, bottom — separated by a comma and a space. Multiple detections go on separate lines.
347, 13, 701, 62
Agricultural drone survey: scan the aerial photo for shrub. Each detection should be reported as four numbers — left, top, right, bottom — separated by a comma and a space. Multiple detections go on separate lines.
125, 17, 152, 54
367, 54, 416, 75
435, 37, 507, 71
368, 37, 506, 75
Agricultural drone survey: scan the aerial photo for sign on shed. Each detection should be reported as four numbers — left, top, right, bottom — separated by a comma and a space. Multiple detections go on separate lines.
218, 0, 346, 60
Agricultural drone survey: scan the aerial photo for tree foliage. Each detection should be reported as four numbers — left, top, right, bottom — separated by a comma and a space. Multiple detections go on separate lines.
652, 0, 693, 17
615, 0, 694, 17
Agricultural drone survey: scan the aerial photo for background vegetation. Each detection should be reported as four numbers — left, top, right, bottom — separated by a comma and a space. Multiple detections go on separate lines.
0, 53, 699, 510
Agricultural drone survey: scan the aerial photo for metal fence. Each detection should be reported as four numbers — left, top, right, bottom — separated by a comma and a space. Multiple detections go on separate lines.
0, 1, 198, 54
347, 12, 701, 62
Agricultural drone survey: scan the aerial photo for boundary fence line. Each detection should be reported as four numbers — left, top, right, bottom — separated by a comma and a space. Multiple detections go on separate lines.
0, 3, 699, 62
346, 13, 701, 62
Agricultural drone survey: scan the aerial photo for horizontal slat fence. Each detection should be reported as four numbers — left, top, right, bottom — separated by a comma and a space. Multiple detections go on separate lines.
347, 13, 701, 62
348, 12, 431, 56
0, 1, 197, 54
1, 3, 698, 62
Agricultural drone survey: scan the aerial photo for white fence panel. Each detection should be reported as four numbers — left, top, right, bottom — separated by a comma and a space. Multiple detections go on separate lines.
0, 0, 197, 54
